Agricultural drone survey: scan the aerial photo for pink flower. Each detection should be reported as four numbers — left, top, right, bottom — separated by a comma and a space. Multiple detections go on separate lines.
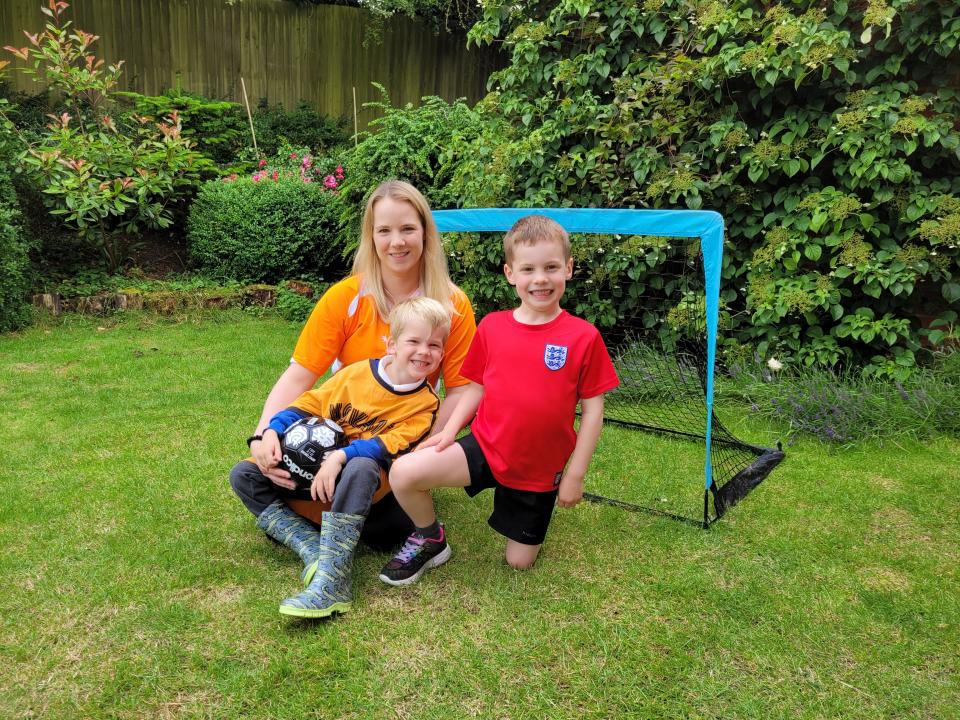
252, 170, 266, 183
289, 152, 298, 160
271, 170, 279, 181
323, 175, 338, 189
302, 176, 312, 183
301, 155, 312, 168
258, 158, 267, 169
335, 165, 345, 178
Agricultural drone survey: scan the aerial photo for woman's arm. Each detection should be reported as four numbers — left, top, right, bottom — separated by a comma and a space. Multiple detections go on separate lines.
253, 362, 320, 435
250, 362, 319, 487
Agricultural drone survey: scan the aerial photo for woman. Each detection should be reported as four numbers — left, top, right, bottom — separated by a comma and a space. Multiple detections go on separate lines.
240, 180, 476, 547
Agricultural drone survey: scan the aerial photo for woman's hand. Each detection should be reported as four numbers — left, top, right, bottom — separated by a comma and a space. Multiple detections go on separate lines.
253, 430, 297, 491
252, 430, 281, 471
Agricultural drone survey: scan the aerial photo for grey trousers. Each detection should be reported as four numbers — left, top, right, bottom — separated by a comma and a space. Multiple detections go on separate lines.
229, 458, 413, 550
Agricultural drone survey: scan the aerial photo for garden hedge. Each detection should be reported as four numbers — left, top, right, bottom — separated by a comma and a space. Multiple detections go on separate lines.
440, 0, 960, 377
187, 174, 345, 283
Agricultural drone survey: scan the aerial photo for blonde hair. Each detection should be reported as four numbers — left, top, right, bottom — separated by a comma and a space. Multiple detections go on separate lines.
388, 296, 451, 343
352, 180, 457, 320
503, 214, 571, 264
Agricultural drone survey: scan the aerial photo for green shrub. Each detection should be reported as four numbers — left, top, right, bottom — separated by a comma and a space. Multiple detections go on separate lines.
447, 0, 960, 377
253, 100, 350, 159
187, 174, 346, 283
275, 279, 328, 322
5, 4, 201, 273
117, 88, 248, 169
0, 172, 32, 333
336, 85, 502, 255
0, 71, 33, 332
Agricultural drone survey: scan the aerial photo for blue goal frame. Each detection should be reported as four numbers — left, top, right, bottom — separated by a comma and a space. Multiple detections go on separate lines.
432, 208, 726, 498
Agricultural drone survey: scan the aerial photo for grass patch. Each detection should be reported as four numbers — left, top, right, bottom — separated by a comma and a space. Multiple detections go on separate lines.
1, 311, 958, 719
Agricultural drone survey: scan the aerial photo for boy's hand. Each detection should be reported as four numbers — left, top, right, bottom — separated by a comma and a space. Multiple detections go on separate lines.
311, 450, 346, 503
556, 472, 585, 508
416, 429, 457, 453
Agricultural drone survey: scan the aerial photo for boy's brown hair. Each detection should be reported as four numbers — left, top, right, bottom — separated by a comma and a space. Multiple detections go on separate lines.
503, 214, 571, 264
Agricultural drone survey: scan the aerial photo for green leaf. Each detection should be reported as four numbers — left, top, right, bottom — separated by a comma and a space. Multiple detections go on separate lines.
834, 266, 853, 279
804, 244, 822, 261
943, 283, 960, 304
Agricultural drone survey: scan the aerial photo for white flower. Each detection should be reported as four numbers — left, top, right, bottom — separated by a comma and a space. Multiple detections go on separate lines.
767, 357, 783, 371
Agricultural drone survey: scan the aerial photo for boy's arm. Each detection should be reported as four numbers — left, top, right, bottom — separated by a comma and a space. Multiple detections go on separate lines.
419, 382, 484, 452
557, 394, 605, 508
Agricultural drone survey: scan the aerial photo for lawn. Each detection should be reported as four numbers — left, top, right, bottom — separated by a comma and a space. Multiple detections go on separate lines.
1, 311, 958, 719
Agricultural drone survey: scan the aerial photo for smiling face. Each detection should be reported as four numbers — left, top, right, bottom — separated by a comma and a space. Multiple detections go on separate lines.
504, 237, 573, 323
372, 196, 425, 280
385, 317, 446, 385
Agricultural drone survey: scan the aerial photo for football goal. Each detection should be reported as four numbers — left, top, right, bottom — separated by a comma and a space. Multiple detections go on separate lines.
433, 208, 785, 528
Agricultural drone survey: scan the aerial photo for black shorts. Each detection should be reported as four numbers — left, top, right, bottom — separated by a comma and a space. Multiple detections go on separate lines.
456, 433, 557, 546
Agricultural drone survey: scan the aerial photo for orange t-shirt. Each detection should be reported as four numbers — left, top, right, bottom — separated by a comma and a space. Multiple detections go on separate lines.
291, 275, 476, 390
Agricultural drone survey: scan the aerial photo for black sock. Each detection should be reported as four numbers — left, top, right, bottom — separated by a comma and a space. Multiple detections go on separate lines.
415, 520, 441, 539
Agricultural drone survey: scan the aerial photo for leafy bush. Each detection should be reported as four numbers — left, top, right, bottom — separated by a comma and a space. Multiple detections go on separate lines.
447, 0, 960, 377
0, 67, 33, 333
336, 85, 503, 255
4, 2, 201, 272
275, 279, 328, 322
0, 81, 50, 139
253, 100, 350, 159
117, 88, 248, 169
0, 164, 32, 333
187, 168, 346, 283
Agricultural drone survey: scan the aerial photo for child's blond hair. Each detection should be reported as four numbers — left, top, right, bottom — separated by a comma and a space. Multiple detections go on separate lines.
503, 214, 571, 264
388, 296, 451, 343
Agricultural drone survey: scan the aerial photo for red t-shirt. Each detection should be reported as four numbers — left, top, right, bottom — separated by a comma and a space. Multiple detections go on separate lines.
460, 310, 620, 492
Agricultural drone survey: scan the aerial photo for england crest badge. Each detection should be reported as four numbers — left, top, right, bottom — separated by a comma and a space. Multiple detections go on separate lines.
544, 344, 568, 370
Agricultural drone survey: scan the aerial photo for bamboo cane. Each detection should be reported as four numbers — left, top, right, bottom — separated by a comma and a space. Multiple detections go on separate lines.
240, 76, 259, 157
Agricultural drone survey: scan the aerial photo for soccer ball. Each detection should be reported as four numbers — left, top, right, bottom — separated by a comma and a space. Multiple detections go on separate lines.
280, 416, 347, 489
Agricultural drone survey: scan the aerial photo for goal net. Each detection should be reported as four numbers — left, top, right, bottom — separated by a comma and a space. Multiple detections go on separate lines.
434, 208, 784, 527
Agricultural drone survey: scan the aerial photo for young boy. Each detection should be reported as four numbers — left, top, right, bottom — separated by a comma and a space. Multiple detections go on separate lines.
229, 296, 450, 617
379, 215, 619, 585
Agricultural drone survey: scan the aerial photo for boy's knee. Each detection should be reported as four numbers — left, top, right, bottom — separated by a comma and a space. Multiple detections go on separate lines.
229, 460, 257, 493
389, 454, 416, 490
506, 556, 536, 571
504, 542, 540, 570
340, 457, 380, 483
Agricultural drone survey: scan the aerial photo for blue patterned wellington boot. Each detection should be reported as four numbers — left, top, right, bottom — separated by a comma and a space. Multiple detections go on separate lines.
279, 511, 364, 619
255, 501, 322, 587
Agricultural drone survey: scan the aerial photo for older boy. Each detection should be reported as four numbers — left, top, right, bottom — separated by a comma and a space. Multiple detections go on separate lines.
379, 215, 619, 585
229, 296, 450, 617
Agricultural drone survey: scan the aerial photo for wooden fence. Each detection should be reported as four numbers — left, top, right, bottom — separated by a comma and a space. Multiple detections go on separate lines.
0, 0, 498, 126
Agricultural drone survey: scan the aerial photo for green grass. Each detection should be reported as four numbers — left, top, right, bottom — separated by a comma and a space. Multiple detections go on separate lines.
1, 311, 959, 719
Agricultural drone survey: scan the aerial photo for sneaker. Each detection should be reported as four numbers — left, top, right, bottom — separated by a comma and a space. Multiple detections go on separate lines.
378, 525, 452, 586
